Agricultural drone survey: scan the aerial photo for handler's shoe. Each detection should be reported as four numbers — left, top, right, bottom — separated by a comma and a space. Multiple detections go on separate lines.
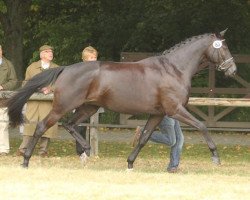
16, 150, 24, 156
132, 126, 142, 147
40, 152, 48, 158
167, 167, 179, 173
80, 152, 89, 165
0, 152, 8, 156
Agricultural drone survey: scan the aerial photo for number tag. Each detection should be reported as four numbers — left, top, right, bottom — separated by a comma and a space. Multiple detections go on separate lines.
213, 40, 223, 49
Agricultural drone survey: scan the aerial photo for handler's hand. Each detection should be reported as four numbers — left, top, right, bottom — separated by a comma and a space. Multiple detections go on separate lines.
41, 87, 51, 94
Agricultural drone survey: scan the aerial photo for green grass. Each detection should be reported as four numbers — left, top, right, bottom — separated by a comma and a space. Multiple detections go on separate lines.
9, 138, 248, 155
10, 138, 250, 161
9, 138, 250, 172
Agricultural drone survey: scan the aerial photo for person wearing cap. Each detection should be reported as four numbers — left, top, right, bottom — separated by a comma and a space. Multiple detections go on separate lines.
17, 45, 59, 157
0, 45, 17, 156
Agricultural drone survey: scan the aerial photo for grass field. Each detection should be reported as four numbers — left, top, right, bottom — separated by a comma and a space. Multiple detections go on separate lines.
0, 138, 249, 200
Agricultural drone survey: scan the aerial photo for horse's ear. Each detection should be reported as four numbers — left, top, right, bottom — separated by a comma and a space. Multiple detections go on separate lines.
220, 28, 228, 37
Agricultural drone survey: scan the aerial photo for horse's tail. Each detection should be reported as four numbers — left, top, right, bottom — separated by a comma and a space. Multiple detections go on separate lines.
6, 66, 66, 127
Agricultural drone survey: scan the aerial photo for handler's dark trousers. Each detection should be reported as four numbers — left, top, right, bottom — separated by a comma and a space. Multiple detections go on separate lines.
75, 125, 87, 155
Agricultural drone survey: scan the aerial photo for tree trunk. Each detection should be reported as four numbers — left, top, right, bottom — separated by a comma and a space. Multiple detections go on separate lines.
0, 0, 31, 82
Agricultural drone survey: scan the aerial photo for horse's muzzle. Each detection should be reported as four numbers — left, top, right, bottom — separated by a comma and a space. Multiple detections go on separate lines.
224, 62, 237, 77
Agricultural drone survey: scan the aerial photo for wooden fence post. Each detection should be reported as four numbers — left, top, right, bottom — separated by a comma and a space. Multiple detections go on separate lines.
89, 113, 99, 156
88, 108, 104, 156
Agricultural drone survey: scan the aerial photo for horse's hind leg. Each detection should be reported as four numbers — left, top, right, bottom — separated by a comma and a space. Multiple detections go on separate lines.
22, 111, 62, 168
127, 115, 163, 169
172, 106, 220, 165
62, 104, 99, 157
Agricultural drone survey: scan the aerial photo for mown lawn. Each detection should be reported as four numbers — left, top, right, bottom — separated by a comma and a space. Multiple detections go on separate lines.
0, 138, 249, 200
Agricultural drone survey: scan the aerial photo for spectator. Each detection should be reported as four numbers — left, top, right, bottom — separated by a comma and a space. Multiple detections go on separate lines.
0, 44, 17, 156
16, 45, 59, 157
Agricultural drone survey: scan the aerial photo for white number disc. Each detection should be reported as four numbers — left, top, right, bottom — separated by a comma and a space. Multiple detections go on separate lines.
213, 40, 223, 49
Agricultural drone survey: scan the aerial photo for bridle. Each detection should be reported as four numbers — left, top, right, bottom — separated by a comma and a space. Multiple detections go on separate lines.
209, 39, 234, 71
217, 57, 234, 71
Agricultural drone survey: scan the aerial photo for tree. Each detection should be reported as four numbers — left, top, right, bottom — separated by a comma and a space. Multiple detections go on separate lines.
0, 0, 31, 81
0, 0, 249, 80
24, 0, 100, 66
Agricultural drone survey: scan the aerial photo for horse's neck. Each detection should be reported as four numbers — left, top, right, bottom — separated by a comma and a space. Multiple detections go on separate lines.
165, 38, 210, 79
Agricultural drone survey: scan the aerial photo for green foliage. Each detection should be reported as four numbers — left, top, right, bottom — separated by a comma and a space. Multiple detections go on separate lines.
9, 0, 250, 66
0, 25, 3, 44
219, 107, 250, 121
0, 1, 7, 13
24, 0, 100, 66
123, 0, 250, 53
0, 1, 6, 45
99, 110, 120, 124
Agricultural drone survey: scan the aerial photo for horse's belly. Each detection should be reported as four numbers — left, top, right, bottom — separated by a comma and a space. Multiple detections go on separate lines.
102, 97, 162, 115
95, 76, 162, 114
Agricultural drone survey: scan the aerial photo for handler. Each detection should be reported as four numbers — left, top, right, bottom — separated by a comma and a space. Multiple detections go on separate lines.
76, 46, 104, 158
17, 45, 59, 157
133, 116, 184, 173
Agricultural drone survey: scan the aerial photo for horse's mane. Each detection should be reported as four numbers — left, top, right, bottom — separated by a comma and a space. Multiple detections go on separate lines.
162, 33, 211, 55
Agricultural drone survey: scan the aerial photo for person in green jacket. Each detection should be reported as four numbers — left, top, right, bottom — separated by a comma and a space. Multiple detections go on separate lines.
0, 44, 17, 156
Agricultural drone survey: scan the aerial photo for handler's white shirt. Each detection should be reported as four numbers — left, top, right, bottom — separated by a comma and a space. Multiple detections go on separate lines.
41, 61, 50, 69
0, 108, 9, 153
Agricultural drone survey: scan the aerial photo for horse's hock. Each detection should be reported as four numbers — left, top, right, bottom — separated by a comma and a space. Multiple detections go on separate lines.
120, 52, 250, 132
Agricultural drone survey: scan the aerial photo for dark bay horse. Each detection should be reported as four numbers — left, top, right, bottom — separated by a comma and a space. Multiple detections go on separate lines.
7, 30, 236, 168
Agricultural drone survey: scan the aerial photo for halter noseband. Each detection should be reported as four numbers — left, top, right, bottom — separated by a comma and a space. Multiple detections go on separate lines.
217, 57, 234, 71
211, 39, 234, 71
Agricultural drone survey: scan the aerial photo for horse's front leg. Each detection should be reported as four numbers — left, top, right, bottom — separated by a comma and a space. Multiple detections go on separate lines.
172, 106, 220, 165
127, 115, 163, 169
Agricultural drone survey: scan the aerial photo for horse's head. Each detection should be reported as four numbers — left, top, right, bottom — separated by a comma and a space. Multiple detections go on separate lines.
205, 29, 237, 77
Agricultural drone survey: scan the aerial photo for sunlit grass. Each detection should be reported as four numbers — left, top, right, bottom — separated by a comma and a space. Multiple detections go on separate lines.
0, 138, 249, 200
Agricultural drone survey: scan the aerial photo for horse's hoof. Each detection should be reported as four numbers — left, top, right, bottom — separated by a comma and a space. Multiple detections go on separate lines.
127, 162, 133, 169
126, 168, 134, 172
211, 156, 221, 165
20, 163, 28, 169
80, 152, 89, 165
85, 149, 91, 157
